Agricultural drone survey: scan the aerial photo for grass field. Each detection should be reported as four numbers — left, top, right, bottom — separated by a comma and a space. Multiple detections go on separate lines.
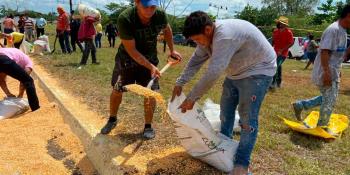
32, 25, 350, 175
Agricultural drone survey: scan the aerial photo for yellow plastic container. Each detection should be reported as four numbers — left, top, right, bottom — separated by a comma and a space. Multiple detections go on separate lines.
281, 111, 349, 139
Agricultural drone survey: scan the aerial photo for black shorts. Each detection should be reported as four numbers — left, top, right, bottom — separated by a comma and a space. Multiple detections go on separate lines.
111, 56, 159, 92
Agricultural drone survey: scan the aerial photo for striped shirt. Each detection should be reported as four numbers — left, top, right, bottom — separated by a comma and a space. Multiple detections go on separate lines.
24, 19, 34, 30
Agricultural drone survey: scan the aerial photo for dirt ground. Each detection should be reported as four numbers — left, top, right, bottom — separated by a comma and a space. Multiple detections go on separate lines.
0, 78, 97, 175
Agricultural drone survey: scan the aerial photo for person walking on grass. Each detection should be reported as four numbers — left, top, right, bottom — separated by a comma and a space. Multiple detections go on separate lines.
304, 34, 318, 70
24, 15, 35, 42
292, 5, 350, 136
270, 16, 294, 90
105, 21, 118, 48
2, 14, 16, 46
70, 11, 84, 53
95, 22, 103, 48
100, 0, 183, 139
35, 17, 47, 39
0, 48, 40, 112
171, 11, 276, 175
56, 6, 72, 54
78, 15, 100, 65
17, 14, 26, 34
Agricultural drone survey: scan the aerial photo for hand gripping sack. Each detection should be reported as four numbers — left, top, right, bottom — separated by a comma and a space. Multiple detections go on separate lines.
0, 97, 29, 120
168, 93, 239, 173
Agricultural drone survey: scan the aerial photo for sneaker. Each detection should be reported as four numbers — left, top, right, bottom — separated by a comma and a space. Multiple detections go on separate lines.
100, 117, 118, 135
92, 62, 100, 65
143, 127, 155, 139
320, 126, 339, 137
292, 103, 302, 121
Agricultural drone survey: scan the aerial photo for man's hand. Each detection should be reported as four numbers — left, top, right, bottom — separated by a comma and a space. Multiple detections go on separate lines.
179, 98, 195, 113
171, 86, 182, 102
169, 50, 183, 64
150, 65, 161, 78
323, 70, 332, 87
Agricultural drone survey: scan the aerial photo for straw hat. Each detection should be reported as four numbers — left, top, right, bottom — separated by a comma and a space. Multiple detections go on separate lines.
275, 16, 289, 26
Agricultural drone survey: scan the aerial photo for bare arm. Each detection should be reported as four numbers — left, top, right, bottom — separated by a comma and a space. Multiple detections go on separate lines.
0, 73, 15, 97
163, 24, 174, 53
320, 49, 332, 86
163, 24, 183, 61
121, 39, 160, 77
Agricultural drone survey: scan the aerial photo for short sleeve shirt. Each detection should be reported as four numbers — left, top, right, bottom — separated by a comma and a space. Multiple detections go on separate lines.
116, 7, 168, 67
273, 28, 294, 57
0, 48, 33, 69
312, 21, 347, 86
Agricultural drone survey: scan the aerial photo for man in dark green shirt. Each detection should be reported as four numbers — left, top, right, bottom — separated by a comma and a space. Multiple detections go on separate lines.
101, 0, 182, 139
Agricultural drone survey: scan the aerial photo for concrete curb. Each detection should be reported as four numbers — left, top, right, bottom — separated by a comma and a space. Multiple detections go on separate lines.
31, 63, 126, 175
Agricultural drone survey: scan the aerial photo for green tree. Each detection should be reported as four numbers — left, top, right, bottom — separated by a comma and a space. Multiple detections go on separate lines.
235, 4, 259, 25
311, 0, 338, 25
105, 2, 132, 24
262, 0, 319, 16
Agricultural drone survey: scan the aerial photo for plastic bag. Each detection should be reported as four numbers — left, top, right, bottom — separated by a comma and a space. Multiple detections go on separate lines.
0, 97, 29, 120
203, 99, 241, 132
281, 111, 349, 139
77, 4, 101, 18
19, 40, 33, 54
168, 93, 239, 173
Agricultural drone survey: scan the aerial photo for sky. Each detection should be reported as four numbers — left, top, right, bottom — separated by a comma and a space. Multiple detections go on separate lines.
0, 0, 342, 19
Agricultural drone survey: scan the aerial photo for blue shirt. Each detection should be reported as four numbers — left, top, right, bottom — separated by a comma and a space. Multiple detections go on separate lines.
36, 18, 47, 28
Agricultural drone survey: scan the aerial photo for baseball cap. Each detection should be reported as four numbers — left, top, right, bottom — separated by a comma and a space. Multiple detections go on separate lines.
140, 0, 159, 7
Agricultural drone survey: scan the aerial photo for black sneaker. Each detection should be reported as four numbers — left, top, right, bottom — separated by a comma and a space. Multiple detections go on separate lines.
143, 127, 155, 139
292, 103, 302, 121
101, 117, 118, 135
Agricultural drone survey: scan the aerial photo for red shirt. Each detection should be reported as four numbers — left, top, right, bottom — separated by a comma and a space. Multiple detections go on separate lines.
56, 12, 70, 31
78, 16, 97, 41
273, 28, 294, 57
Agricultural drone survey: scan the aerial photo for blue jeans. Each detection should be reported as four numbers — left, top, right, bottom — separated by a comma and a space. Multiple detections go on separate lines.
220, 75, 272, 168
58, 30, 71, 53
271, 56, 286, 87
294, 82, 339, 126
95, 33, 102, 48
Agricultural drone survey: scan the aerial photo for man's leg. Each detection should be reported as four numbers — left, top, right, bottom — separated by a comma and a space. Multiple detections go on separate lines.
108, 36, 112, 47
100, 89, 123, 134
77, 41, 84, 53
71, 35, 76, 52
80, 40, 90, 65
112, 36, 116, 47
318, 82, 339, 127
233, 75, 272, 173
98, 33, 102, 48
37, 29, 40, 39
101, 66, 131, 134
220, 78, 239, 138
64, 31, 71, 53
0, 56, 40, 111
58, 33, 66, 53
90, 39, 97, 63
276, 56, 286, 87
292, 96, 322, 121
95, 35, 99, 48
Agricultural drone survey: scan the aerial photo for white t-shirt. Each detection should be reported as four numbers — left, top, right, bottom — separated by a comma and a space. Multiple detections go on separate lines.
312, 21, 347, 86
